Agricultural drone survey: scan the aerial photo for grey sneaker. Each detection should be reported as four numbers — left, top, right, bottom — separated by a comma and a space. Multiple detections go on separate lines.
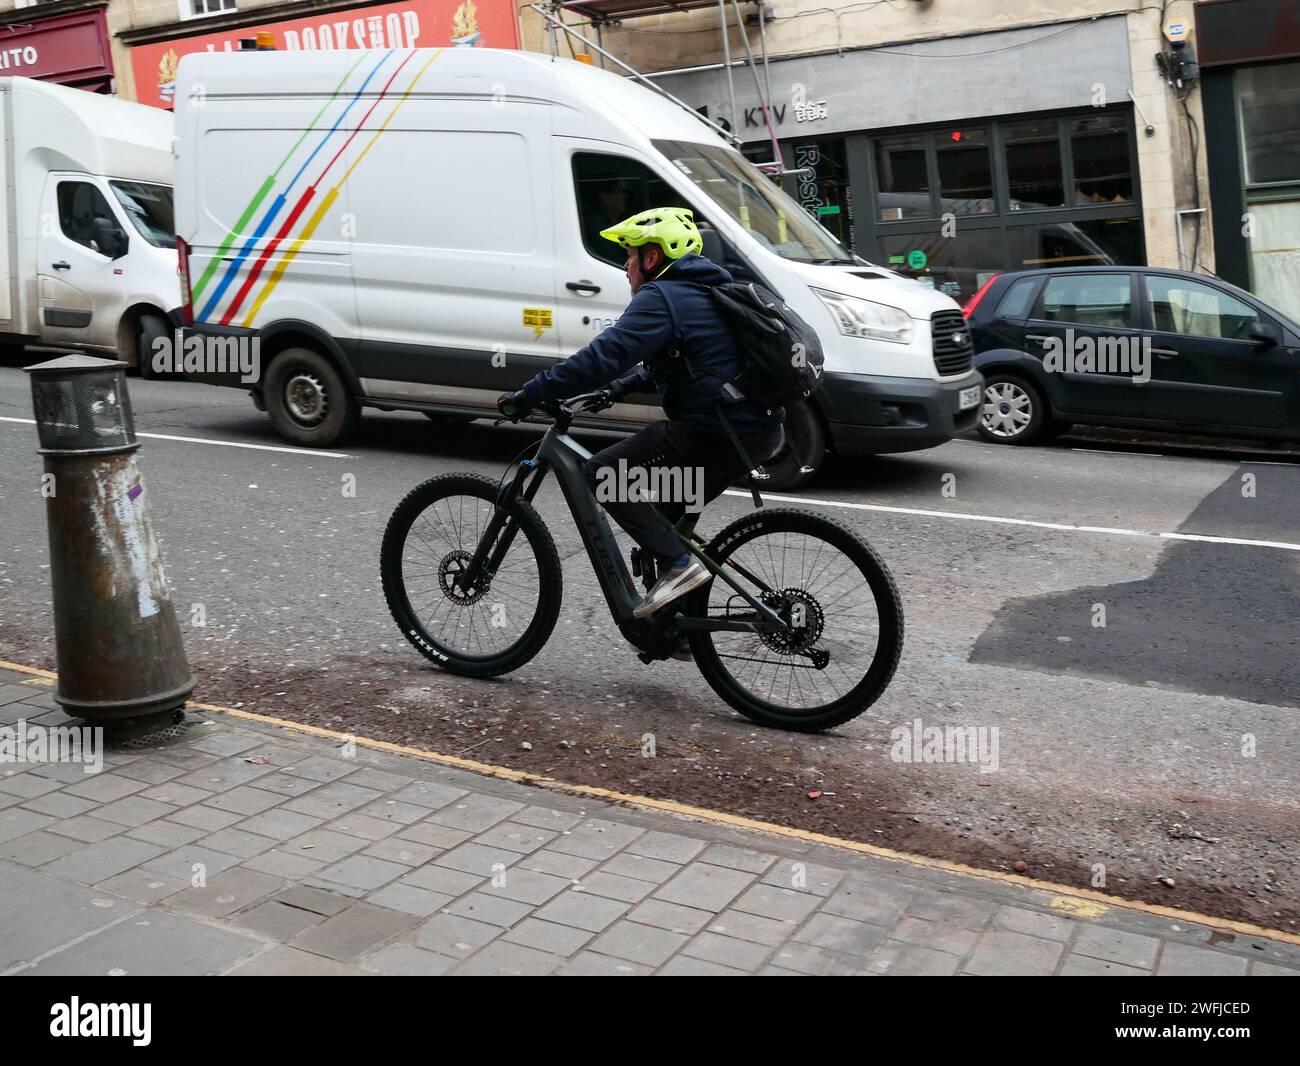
633, 558, 709, 620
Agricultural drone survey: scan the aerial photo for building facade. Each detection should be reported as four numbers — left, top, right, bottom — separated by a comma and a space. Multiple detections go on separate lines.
0, 0, 518, 107
1198, 0, 1300, 319
4, 0, 1293, 315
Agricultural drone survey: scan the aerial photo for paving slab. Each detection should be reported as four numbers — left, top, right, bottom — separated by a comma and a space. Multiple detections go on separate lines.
0, 695, 1296, 977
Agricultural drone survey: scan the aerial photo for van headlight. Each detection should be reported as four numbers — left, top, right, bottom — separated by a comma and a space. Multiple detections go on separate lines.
813, 288, 914, 344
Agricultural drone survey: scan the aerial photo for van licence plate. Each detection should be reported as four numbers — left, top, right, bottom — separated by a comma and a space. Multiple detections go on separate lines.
958, 385, 981, 411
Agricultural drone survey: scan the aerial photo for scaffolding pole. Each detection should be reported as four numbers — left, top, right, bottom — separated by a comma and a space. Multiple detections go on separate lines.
530, 4, 741, 146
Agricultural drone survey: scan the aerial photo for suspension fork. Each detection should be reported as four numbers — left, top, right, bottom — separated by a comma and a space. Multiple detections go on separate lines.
454, 458, 549, 593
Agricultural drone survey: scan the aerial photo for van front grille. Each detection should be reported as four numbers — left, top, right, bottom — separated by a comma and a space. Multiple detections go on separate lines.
931, 310, 974, 376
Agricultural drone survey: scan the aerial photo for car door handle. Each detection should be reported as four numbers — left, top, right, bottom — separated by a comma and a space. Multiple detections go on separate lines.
1024, 334, 1053, 345
1151, 347, 1178, 358
52, 261, 71, 270
566, 280, 601, 295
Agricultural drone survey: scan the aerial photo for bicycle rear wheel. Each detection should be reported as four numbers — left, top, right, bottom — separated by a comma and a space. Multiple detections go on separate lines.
381, 473, 562, 677
686, 508, 903, 731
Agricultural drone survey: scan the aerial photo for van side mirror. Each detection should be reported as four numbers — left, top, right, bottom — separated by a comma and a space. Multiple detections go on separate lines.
91, 216, 128, 260
1248, 321, 1281, 348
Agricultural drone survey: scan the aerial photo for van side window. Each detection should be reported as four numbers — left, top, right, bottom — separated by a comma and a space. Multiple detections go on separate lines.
57, 182, 119, 256
1038, 273, 1131, 329
572, 153, 695, 266
1145, 276, 1260, 341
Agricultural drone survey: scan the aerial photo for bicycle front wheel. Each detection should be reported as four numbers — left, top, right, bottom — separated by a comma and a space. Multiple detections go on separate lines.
686, 509, 903, 731
381, 473, 563, 677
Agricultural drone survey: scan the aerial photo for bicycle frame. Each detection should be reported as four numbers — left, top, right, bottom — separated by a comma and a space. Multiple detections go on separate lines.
455, 401, 787, 642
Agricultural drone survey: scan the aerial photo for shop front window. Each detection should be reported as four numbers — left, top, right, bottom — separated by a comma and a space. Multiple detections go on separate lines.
1005, 121, 1064, 210
1238, 62, 1300, 186
879, 229, 1007, 302
936, 126, 994, 214
1070, 114, 1134, 205
875, 134, 930, 220
790, 139, 853, 248
1007, 216, 1143, 271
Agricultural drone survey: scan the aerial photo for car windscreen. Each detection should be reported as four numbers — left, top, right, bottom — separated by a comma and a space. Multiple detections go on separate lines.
110, 181, 176, 249
652, 140, 855, 265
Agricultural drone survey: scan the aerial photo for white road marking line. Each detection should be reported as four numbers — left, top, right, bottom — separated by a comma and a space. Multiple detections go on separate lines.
0, 416, 349, 458
724, 489, 1300, 553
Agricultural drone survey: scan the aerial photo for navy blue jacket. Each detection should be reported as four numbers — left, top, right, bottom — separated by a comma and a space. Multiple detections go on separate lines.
522, 255, 783, 436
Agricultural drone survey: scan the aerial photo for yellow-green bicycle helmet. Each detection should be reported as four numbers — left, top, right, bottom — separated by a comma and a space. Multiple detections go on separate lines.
600, 207, 703, 262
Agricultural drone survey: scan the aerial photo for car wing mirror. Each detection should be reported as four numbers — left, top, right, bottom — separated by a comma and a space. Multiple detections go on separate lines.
1248, 321, 1281, 349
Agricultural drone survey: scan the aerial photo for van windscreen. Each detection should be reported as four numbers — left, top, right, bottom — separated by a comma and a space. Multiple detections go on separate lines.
652, 140, 854, 265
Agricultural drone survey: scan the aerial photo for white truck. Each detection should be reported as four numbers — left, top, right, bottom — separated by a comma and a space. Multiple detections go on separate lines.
0, 77, 179, 373
175, 48, 982, 487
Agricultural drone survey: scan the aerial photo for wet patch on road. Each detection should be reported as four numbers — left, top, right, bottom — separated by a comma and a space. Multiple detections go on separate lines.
969, 464, 1300, 708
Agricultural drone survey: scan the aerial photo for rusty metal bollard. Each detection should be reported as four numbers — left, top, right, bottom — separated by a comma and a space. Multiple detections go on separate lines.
25, 354, 194, 739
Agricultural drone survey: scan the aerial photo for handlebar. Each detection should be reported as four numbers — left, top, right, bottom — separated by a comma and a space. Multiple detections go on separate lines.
498, 390, 611, 425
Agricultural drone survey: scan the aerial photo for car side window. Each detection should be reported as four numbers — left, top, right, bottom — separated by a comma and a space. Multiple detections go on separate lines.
1145, 276, 1261, 341
572, 152, 700, 267
57, 181, 119, 256
1038, 273, 1131, 329
994, 277, 1038, 319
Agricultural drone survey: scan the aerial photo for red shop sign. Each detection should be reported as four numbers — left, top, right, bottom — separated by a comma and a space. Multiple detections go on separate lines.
0, 8, 113, 85
130, 0, 521, 109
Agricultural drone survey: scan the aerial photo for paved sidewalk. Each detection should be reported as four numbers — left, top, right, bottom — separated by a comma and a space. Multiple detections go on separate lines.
1, 667, 1297, 976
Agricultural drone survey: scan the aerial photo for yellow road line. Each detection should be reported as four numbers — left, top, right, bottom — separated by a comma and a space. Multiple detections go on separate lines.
2, 656, 1295, 948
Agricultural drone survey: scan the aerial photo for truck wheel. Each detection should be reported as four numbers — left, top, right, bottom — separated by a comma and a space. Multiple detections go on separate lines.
977, 373, 1050, 445
754, 400, 825, 491
135, 314, 172, 380
265, 347, 359, 446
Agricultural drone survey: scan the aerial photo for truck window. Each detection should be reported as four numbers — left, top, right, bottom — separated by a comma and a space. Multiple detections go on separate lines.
57, 182, 121, 257
111, 181, 176, 250
572, 152, 697, 267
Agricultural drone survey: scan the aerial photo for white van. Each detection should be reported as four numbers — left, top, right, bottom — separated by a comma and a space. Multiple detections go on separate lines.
0, 77, 179, 372
174, 48, 981, 487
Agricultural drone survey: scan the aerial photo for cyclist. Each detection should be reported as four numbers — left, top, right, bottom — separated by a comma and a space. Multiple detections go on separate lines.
498, 207, 784, 620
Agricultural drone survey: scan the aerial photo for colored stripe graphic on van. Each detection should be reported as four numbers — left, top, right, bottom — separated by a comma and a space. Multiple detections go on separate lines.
191, 50, 373, 305
219, 50, 420, 326
197, 50, 396, 323
239, 50, 444, 329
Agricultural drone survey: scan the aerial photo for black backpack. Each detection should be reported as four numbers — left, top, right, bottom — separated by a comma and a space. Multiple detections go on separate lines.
658, 280, 824, 410
709, 281, 825, 408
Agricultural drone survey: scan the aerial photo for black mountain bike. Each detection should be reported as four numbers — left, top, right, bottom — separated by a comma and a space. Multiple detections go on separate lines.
381, 391, 903, 731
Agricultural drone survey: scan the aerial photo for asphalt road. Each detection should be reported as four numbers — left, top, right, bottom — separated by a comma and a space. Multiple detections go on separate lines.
1, 360, 1296, 929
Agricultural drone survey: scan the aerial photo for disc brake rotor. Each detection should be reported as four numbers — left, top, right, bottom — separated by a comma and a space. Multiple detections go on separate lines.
438, 549, 490, 606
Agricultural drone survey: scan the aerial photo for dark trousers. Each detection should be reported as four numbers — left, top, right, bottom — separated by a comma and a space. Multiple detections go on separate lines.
583, 419, 782, 567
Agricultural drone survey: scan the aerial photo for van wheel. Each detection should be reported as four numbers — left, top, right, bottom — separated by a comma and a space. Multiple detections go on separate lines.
978, 374, 1050, 445
265, 347, 359, 446
135, 314, 172, 380
753, 401, 825, 491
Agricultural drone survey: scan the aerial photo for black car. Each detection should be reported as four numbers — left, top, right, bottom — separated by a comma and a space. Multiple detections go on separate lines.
963, 266, 1300, 445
